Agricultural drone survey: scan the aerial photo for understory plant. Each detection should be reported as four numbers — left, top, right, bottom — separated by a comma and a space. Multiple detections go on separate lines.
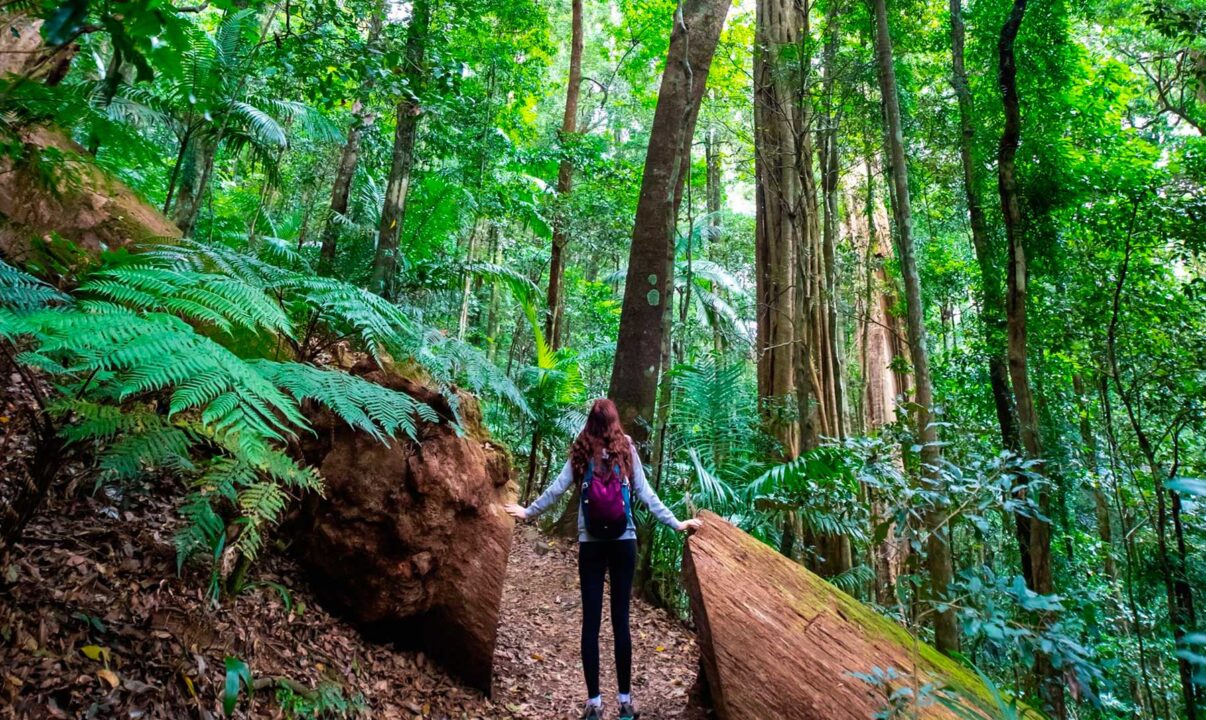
0, 239, 522, 597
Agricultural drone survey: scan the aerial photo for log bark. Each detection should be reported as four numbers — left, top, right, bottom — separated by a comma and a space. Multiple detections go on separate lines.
0, 125, 181, 264
296, 360, 514, 694
608, 0, 732, 449
683, 511, 1003, 720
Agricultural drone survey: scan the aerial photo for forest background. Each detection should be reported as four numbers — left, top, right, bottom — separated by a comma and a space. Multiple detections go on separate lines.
0, 0, 1203, 717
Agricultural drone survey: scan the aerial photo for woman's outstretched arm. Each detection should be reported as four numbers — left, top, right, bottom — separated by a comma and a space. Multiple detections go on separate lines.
505, 460, 573, 520
629, 442, 701, 532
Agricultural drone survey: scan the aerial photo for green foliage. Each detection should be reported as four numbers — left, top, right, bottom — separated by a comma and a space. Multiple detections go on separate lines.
274, 680, 366, 719
223, 656, 253, 716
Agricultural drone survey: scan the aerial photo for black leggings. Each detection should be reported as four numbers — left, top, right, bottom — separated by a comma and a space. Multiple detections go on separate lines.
578, 539, 636, 698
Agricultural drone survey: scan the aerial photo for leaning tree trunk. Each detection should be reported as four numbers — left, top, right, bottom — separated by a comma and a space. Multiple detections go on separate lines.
997, 2, 1062, 715
870, 0, 957, 655
544, 0, 584, 350
369, 0, 431, 298
608, 0, 732, 450
949, 0, 1030, 588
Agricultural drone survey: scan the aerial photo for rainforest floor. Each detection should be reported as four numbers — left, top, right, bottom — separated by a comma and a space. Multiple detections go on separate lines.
0, 470, 706, 719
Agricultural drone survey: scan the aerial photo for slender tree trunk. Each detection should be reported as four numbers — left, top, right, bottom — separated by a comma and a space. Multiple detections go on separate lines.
1107, 213, 1198, 720
609, 0, 732, 450
950, 0, 1030, 587
369, 0, 431, 298
457, 218, 487, 340
545, 0, 584, 350
705, 128, 726, 354
173, 135, 216, 238
319, 6, 384, 273
485, 227, 503, 362
996, 2, 1061, 714
1073, 373, 1115, 580
319, 109, 370, 273
871, 0, 957, 654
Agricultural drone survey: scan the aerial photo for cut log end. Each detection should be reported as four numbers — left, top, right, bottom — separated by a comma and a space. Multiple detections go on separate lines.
683, 511, 1001, 720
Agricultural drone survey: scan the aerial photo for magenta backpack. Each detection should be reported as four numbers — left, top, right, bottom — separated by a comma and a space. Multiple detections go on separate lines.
581, 457, 632, 540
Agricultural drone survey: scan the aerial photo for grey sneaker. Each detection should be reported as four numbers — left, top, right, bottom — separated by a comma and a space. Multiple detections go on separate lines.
580, 702, 603, 720
618, 701, 640, 720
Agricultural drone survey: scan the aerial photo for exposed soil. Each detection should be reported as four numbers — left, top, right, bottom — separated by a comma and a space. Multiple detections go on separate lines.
0, 478, 705, 719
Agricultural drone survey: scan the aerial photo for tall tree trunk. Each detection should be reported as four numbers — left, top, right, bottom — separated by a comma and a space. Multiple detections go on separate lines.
705, 128, 726, 354
870, 0, 957, 654
753, 0, 805, 460
949, 0, 1030, 587
608, 0, 732, 450
997, 2, 1061, 714
369, 0, 432, 298
485, 226, 503, 362
458, 217, 487, 339
1072, 373, 1114, 581
544, 0, 584, 350
818, 0, 846, 443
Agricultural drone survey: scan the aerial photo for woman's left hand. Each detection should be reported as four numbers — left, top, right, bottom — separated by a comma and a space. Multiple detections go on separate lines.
676, 518, 703, 533
504, 503, 528, 521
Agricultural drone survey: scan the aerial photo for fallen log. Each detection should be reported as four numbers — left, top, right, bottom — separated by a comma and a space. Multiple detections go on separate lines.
683, 511, 1002, 720
296, 359, 515, 695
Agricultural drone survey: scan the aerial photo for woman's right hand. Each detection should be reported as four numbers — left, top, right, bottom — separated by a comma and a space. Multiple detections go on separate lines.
504, 503, 528, 521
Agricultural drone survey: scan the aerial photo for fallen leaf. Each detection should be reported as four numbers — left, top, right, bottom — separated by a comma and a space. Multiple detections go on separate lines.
97, 669, 119, 688
81, 645, 111, 665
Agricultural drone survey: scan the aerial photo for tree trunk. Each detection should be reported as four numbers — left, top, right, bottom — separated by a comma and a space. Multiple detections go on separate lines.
870, 0, 957, 654
997, 2, 1062, 714
544, 0, 584, 350
705, 128, 726, 354
319, 109, 370, 273
950, 0, 1030, 588
1107, 215, 1198, 720
319, 6, 385, 273
485, 226, 503, 362
608, 0, 732, 450
458, 217, 487, 340
753, 0, 805, 459
369, 0, 431, 298
173, 134, 216, 238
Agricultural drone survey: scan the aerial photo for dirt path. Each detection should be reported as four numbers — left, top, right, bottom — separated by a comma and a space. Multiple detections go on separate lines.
492, 526, 704, 719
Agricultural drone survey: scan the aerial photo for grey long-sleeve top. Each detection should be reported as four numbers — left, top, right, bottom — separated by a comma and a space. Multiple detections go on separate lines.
523, 437, 680, 542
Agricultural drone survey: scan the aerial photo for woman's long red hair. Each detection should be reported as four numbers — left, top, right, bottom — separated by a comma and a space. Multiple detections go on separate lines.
570, 398, 633, 481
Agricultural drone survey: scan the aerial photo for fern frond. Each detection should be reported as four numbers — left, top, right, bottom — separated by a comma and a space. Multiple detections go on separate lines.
80, 265, 293, 338
251, 360, 438, 441
0, 259, 69, 312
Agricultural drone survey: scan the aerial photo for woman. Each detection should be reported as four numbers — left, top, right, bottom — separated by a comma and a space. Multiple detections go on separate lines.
505, 398, 701, 720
